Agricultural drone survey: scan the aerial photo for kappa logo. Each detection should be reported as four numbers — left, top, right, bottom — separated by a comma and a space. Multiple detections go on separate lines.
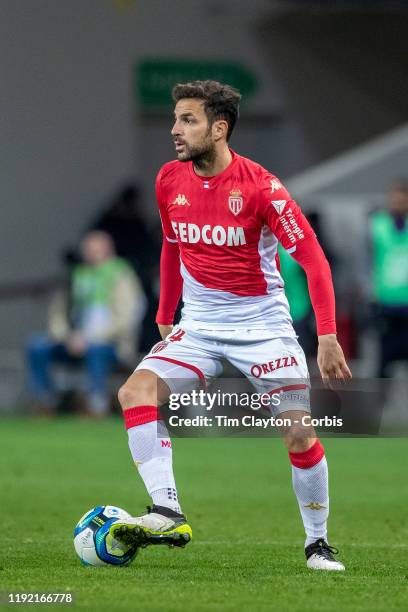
271, 200, 287, 215
270, 178, 282, 193
304, 502, 326, 511
173, 193, 190, 206
228, 188, 243, 216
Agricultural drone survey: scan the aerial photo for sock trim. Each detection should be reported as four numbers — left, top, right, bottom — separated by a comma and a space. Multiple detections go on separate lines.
289, 439, 325, 469
124, 405, 160, 429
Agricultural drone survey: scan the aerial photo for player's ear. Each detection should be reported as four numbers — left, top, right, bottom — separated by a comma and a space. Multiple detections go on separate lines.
213, 119, 229, 142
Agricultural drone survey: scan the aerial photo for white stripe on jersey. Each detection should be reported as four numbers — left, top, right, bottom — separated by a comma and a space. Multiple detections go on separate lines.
258, 226, 282, 294
179, 261, 294, 334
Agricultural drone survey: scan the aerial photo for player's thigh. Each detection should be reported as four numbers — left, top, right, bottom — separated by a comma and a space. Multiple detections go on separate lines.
133, 327, 223, 396
227, 335, 311, 416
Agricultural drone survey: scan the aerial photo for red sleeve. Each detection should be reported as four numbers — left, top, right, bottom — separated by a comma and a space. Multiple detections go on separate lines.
156, 240, 183, 325
257, 171, 336, 336
155, 168, 183, 325
156, 168, 178, 243
290, 236, 336, 335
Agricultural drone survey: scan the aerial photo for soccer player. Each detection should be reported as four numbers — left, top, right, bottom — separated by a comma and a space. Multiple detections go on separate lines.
110, 80, 352, 570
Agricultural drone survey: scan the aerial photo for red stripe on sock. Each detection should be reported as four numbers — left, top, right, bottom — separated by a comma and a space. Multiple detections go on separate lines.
289, 439, 325, 469
124, 405, 160, 429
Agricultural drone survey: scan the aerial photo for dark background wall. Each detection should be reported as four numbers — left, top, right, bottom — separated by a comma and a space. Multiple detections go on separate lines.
257, 6, 408, 162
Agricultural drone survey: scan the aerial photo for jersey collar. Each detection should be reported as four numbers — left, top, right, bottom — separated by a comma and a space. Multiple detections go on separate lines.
188, 148, 238, 188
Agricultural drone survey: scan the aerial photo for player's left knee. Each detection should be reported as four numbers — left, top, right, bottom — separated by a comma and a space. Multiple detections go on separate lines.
286, 436, 316, 454
283, 425, 317, 453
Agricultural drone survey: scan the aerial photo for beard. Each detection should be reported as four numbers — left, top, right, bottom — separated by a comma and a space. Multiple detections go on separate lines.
176, 135, 216, 167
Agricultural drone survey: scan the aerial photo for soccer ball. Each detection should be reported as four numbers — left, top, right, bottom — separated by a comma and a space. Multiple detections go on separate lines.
73, 505, 138, 566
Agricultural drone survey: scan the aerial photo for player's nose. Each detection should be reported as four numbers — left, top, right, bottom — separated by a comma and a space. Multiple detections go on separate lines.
171, 121, 181, 136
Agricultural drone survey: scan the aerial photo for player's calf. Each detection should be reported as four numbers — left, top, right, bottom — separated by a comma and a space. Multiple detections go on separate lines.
280, 414, 345, 570
119, 369, 183, 519
289, 440, 345, 570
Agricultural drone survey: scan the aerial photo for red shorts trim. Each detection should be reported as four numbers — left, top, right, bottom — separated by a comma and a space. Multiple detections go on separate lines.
289, 439, 325, 469
143, 355, 206, 389
266, 384, 308, 396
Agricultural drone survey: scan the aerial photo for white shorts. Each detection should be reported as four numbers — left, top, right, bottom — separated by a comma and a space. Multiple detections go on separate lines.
135, 326, 310, 415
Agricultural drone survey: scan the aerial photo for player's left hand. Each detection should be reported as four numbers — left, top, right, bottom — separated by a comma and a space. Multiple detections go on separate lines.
158, 324, 173, 340
317, 334, 352, 384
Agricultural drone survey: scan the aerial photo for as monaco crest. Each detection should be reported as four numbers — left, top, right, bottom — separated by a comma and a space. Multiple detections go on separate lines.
228, 189, 243, 216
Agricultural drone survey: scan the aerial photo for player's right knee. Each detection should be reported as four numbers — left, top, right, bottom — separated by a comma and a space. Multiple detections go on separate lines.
117, 371, 159, 411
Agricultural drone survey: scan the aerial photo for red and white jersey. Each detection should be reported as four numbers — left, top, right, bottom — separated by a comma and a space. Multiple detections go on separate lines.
156, 150, 315, 333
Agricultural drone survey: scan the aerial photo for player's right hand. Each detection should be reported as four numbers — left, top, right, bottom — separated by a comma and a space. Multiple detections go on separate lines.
158, 324, 173, 340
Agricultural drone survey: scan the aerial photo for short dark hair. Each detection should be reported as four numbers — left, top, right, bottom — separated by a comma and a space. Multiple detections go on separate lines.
172, 80, 241, 140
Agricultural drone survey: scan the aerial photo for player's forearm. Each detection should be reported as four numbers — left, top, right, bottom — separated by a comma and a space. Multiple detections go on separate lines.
156, 239, 183, 325
291, 237, 337, 336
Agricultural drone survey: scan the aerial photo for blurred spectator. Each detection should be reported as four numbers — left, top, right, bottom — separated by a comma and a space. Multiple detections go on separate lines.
307, 212, 335, 269
26, 231, 146, 416
370, 180, 408, 377
89, 183, 160, 350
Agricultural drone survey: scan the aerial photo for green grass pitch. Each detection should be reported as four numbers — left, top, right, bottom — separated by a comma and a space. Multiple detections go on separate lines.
1, 417, 408, 611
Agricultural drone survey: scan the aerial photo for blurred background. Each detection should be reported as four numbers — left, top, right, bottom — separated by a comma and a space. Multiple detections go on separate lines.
1, 0, 407, 416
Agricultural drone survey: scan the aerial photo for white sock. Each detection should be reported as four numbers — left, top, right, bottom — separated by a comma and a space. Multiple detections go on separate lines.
127, 419, 181, 514
292, 457, 329, 548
